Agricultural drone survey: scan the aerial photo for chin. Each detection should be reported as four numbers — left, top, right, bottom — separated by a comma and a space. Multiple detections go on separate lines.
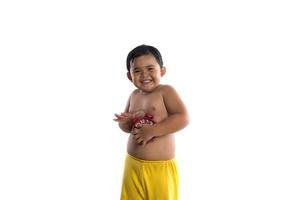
142, 87, 158, 93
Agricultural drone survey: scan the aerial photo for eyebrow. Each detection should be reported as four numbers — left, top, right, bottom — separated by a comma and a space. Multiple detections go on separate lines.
144, 64, 156, 68
132, 64, 156, 70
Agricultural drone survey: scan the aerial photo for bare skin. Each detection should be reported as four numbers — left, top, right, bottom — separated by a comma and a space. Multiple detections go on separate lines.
114, 54, 189, 160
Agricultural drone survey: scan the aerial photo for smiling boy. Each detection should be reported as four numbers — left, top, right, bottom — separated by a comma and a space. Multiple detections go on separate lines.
114, 44, 189, 200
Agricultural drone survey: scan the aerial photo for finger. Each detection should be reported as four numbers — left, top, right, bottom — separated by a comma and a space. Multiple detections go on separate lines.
115, 113, 130, 118
134, 136, 140, 143
133, 110, 145, 118
115, 113, 123, 118
134, 135, 144, 144
114, 117, 126, 122
142, 140, 147, 146
134, 134, 140, 140
121, 112, 132, 117
114, 114, 120, 120
136, 140, 141, 144
114, 114, 124, 120
136, 138, 143, 144
132, 128, 140, 135
135, 123, 142, 129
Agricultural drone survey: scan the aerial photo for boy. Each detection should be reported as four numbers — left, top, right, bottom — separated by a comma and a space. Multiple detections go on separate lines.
114, 44, 189, 200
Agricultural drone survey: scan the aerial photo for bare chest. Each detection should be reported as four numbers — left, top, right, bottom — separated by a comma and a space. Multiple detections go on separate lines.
129, 92, 167, 122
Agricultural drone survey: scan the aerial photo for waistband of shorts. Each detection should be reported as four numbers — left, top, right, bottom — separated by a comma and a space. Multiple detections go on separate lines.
127, 153, 176, 164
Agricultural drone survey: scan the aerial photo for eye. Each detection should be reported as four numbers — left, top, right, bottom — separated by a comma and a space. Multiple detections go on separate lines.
133, 69, 141, 73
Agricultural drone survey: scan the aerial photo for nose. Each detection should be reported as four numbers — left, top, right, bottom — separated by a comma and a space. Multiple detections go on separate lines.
140, 70, 149, 77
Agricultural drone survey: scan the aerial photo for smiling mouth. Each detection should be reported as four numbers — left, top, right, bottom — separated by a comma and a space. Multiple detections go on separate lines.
141, 80, 152, 84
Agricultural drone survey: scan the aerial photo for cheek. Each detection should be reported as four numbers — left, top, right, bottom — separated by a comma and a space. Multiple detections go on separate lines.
131, 74, 139, 80
153, 72, 161, 77
149, 71, 157, 76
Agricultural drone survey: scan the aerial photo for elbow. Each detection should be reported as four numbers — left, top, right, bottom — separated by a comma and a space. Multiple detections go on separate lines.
183, 113, 190, 128
179, 112, 189, 130
119, 123, 132, 133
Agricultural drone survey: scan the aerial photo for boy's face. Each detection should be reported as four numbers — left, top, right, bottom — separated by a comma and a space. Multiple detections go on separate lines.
128, 54, 166, 93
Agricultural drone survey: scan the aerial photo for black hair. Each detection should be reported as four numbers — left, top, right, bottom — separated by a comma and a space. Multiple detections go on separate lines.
126, 44, 163, 72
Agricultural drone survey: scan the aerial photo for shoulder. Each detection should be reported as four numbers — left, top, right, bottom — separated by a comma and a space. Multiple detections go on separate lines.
158, 84, 178, 95
126, 89, 140, 103
159, 84, 184, 105
158, 84, 187, 114
125, 89, 140, 110
130, 89, 140, 96
128, 89, 144, 102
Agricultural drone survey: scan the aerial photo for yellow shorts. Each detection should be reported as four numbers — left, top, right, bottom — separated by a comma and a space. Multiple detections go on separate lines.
121, 154, 178, 200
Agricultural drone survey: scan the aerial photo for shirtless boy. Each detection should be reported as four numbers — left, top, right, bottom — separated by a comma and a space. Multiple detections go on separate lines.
114, 44, 189, 200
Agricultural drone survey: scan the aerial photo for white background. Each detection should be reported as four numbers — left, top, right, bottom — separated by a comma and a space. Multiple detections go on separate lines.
1, 0, 299, 199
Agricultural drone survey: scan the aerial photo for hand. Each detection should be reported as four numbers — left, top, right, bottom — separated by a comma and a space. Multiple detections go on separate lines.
131, 124, 156, 145
113, 112, 133, 125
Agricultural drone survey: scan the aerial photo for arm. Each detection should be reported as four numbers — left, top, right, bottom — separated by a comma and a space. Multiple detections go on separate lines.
113, 96, 133, 133
132, 85, 189, 145
153, 85, 189, 136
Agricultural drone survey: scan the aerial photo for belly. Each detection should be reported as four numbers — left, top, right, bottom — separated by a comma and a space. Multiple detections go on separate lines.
127, 134, 175, 160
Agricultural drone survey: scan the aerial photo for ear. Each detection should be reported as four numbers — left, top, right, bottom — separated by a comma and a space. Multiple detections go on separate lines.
160, 66, 166, 77
127, 72, 132, 81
